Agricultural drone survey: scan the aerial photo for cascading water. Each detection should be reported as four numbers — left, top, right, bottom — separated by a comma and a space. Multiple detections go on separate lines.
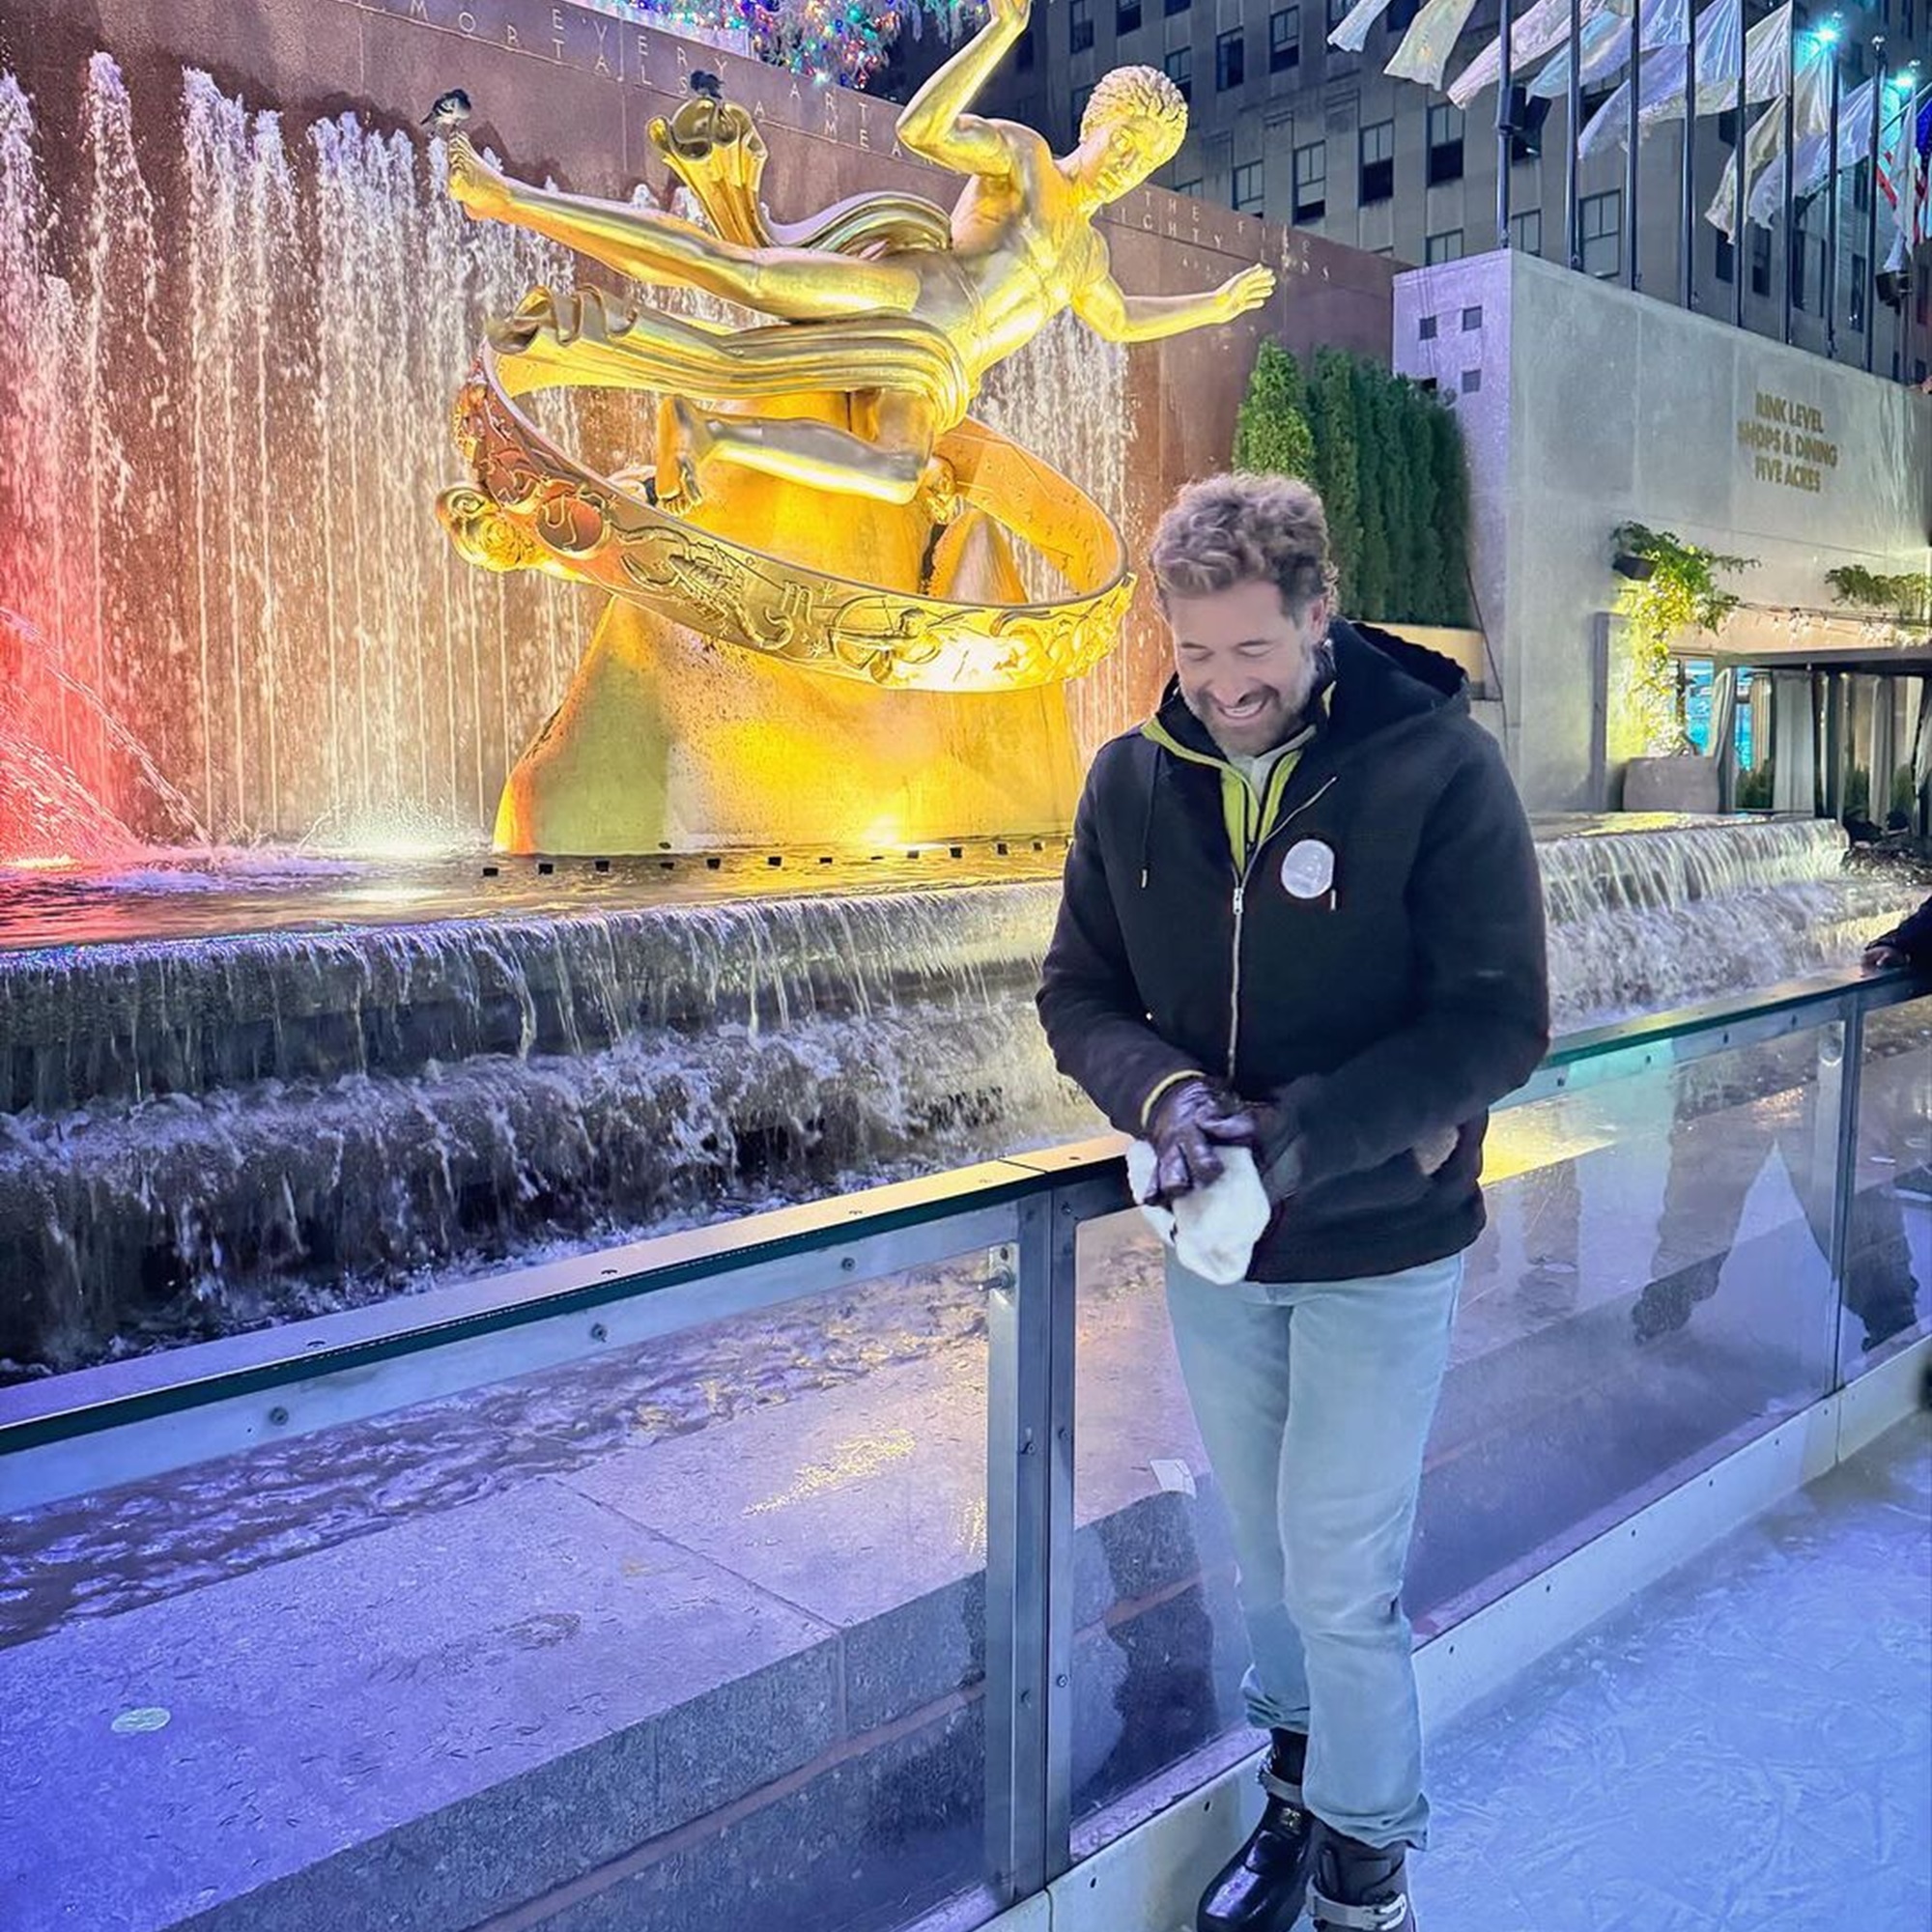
0, 815, 1919, 1375
0, 57, 1135, 855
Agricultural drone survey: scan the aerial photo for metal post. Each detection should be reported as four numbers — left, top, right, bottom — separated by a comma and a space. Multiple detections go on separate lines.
1733, 14, 1747, 326
1825, 41, 1841, 356
1682, 0, 1700, 307
1821, 999, 1868, 1390
1567, 0, 1583, 267
983, 1196, 1063, 1902
1627, 0, 1644, 285
1498, 0, 1516, 248
1865, 39, 1885, 372
1781, 10, 1798, 343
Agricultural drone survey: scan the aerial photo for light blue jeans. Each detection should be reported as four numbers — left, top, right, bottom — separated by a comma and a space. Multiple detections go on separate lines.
1165, 1249, 1463, 1852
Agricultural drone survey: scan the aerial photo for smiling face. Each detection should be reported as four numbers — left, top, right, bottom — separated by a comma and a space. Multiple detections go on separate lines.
1167, 576, 1331, 758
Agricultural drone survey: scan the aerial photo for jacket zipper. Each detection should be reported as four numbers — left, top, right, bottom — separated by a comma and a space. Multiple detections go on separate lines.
1226, 778, 1338, 1083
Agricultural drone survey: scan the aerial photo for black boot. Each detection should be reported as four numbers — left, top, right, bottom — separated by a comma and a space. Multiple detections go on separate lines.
1196, 1729, 1314, 1932
1306, 1820, 1416, 1932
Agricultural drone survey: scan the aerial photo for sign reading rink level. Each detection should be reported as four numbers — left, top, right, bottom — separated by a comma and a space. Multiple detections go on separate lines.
1736, 390, 1841, 497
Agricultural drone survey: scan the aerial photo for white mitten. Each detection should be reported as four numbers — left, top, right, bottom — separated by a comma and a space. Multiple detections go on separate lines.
1126, 1140, 1270, 1285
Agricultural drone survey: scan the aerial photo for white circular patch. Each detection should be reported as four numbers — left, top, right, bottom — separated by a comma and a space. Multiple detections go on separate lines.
1279, 838, 1336, 900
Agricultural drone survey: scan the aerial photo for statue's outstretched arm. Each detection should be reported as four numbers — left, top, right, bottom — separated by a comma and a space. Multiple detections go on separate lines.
1073, 264, 1276, 343
896, 0, 1030, 176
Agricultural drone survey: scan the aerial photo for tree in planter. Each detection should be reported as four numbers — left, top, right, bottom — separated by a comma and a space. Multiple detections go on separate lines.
1309, 349, 1364, 607
1430, 404, 1470, 627
1349, 359, 1392, 621
1234, 341, 1318, 481
1605, 523, 1754, 761
1404, 384, 1444, 625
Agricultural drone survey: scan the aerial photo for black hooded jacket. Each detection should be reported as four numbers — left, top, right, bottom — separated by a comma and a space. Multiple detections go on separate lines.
1037, 618, 1551, 1282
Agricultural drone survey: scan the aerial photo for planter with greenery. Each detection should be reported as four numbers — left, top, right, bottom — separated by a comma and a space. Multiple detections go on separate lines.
1605, 522, 1755, 761
1824, 565, 1932, 626
1231, 342, 1470, 629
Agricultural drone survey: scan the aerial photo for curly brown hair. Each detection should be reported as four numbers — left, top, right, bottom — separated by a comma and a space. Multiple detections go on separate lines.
1149, 471, 1337, 614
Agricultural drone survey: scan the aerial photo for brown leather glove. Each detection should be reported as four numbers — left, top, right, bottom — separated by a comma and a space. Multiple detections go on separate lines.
1144, 1077, 1261, 1203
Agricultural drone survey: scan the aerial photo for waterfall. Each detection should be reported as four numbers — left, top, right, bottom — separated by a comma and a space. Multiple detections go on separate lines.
0, 57, 1145, 853
0, 816, 1919, 1374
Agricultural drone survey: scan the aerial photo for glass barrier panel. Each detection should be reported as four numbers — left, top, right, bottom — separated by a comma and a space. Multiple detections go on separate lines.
1416, 1022, 1842, 1630
1067, 1021, 1846, 1861
1069, 1206, 1254, 1854
1839, 993, 1932, 1380
0, 1247, 1004, 1932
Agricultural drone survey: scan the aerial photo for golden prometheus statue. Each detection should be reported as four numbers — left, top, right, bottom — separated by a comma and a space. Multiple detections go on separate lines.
437, 0, 1273, 846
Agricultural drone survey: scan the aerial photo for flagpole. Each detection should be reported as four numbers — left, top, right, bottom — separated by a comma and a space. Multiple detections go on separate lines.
1627, 0, 1644, 286
1824, 28, 1840, 358
1780, 7, 1797, 345
1498, 0, 1515, 248
1566, 0, 1583, 268
1865, 37, 1883, 372
1682, 0, 1699, 307
1732, 9, 1746, 326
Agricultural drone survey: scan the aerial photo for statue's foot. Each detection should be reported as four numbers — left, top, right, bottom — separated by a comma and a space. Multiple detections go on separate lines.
654, 398, 714, 515
446, 135, 514, 221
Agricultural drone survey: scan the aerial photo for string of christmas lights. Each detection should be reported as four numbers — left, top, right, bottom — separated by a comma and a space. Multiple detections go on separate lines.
576, 0, 980, 86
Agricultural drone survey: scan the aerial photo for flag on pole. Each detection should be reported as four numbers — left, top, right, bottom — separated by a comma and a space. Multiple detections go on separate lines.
1742, 42, 1837, 227
1573, 0, 1772, 159
1534, 0, 1688, 99
1775, 75, 1876, 210
1447, 0, 1606, 107
1327, 0, 1394, 54
1878, 86, 1932, 249
1384, 0, 1488, 89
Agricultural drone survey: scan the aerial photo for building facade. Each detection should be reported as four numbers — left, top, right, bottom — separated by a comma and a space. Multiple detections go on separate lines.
883, 0, 1932, 383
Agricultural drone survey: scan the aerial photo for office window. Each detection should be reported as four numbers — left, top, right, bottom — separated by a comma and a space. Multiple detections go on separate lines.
1750, 226, 1771, 296
1165, 0, 1189, 16
1164, 46, 1193, 98
1217, 28, 1246, 88
1419, 313, 1437, 339
1854, 166, 1871, 214
1173, 173, 1204, 198
1233, 159, 1264, 211
1426, 228, 1464, 264
1327, 0, 1350, 25
1717, 108, 1738, 144
1580, 78, 1618, 123
1851, 253, 1867, 329
1461, 366, 1482, 393
1580, 188, 1621, 277
1510, 207, 1542, 255
1269, 6, 1301, 71
1792, 232, 1825, 311
1070, 0, 1094, 52
1715, 230, 1735, 282
1072, 83, 1095, 128
1359, 119, 1395, 203
1118, 0, 1143, 29
1388, 0, 1422, 25
1461, 302, 1483, 330
1427, 102, 1464, 185
1293, 141, 1327, 221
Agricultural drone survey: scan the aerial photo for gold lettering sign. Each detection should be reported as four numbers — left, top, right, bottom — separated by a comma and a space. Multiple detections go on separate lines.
1736, 389, 1839, 496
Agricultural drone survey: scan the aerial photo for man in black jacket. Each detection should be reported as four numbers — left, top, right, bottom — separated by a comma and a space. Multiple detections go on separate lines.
1037, 473, 1549, 1932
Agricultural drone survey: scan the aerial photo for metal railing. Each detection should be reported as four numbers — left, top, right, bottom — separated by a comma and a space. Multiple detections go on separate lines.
2, 962, 1928, 1915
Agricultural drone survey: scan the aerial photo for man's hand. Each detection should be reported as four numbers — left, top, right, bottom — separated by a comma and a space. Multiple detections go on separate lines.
1145, 1078, 1260, 1202
1864, 942, 1909, 972
1215, 265, 1276, 321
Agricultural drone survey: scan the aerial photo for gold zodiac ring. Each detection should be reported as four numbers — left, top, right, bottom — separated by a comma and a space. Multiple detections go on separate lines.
438, 346, 1133, 694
